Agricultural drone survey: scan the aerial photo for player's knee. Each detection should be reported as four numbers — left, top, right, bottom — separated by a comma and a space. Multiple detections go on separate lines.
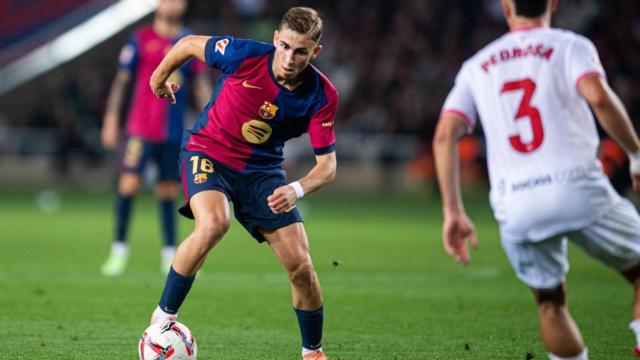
194, 219, 229, 249
287, 260, 316, 287
155, 182, 178, 200
533, 285, 566, 306
118, 174, 141, 196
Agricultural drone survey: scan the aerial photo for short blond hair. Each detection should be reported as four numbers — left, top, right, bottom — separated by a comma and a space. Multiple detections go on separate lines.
278, 7, 323, 42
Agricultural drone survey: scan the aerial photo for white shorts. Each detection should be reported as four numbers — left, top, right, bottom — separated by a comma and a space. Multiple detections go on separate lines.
502, 199, 640, 289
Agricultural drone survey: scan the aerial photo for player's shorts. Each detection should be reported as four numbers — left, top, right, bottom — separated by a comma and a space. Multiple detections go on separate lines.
178, 150, 303, 243
502, 198, 640, 289
119, 136, 180, 181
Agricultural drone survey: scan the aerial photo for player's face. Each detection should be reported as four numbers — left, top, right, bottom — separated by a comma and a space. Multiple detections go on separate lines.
272, 26, 322, 81
156, 0, 187, 21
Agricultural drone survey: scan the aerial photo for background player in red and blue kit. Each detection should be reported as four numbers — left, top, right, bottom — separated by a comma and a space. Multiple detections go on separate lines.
148, 7, 337, 360
100, 0, 210, 276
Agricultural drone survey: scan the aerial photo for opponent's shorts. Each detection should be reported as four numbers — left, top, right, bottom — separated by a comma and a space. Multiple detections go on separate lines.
178, 150, 303, 243
119, 136, 180, 181
502, 198, 640, 289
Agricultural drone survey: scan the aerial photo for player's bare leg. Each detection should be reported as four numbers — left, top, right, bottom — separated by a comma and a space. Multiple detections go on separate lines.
533, 285, 586, 359
156, 180, 180, 274
263, 223, 327, 359
621, 265, 640, 355
101, 173, 142, 276
151, 190, 230, 323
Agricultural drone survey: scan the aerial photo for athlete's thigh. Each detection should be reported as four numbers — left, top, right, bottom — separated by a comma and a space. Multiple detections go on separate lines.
189, 190, 231, 226
262, 223, 310, 267
502, 235, 568, 290
570, 199, 640, 271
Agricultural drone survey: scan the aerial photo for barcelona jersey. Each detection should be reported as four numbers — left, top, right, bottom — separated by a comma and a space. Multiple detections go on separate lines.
182, 36, 338, 171
119, 26, 207, 143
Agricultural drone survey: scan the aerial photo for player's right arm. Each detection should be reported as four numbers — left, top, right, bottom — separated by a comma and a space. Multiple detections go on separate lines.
102, 69, 131, 149
578, 75, 640, 192
150, 35, 211, 103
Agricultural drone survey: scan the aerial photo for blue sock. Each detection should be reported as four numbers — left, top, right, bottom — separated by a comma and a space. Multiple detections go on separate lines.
159, 199, 176, 247
115, 194, 134, 242
158, 266, 195, 314
294, 306, 324, 350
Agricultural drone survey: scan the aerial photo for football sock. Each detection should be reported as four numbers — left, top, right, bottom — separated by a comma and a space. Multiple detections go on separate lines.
630, 319, 640, 346
115, 194, 134, 242
110, 241, 129, 257
294, 306, 323, 353
159, 199, 176, 247
547, 348, 588, 360
158, 266, 195, 315
161, 246, 176, 265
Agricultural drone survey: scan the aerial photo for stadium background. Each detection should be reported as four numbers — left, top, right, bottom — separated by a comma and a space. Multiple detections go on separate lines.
1, 0, 640, 358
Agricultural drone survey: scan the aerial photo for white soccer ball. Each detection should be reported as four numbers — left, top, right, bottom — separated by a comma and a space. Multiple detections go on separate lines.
138, 321, 197, 360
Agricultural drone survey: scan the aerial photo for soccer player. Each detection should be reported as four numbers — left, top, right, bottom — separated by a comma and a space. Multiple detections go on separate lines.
147, 7, 337, 360
434, 0, 640, 359
100, 0, 210, 276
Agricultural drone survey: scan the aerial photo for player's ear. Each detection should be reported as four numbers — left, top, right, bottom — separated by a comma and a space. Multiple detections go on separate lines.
501, 0, 512, 19
550, 0, 558, 13
311, 44, 322, 60
273, 30, 279, 46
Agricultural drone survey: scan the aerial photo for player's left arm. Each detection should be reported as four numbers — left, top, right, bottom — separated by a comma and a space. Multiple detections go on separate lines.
578, 75, 640, 192
268, 152, 336, 214
150, 35, 211, 103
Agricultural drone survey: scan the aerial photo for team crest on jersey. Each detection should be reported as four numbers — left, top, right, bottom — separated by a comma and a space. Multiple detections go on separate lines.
194, 173, 208, 184
258, 101, 279, 120
215, 38, 230, 55
242, 120, 273, 144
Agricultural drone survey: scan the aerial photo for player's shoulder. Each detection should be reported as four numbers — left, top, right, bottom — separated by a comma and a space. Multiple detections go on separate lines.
131, 25, 154, 40
214, 36, 274, 57
308, 64, 338, 100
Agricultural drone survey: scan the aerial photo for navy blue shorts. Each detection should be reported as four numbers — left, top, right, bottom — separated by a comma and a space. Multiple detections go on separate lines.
119, 136, 180, 181
178, 150, 303, 243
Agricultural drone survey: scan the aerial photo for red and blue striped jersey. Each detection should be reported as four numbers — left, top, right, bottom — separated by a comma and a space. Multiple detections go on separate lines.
182, 36, 338, 171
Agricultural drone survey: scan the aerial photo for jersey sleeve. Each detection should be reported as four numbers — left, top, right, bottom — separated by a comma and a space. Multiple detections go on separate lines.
118, 35, 138, 71
567, 36, 606, 90
441, 65, 477, 133
204, 36, 259, 75
308, 86, 339, 155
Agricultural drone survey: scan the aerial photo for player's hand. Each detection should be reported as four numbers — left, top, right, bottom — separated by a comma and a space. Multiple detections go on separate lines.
442, 212, 478, 266
267, 185, 297, 214
151, 81, 180, 104
101, 113, 119, 150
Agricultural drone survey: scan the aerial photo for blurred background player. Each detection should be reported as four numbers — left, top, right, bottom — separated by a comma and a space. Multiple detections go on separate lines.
434, 0, 640, 359
147, 7, 337, 360
100, 0, 211, 276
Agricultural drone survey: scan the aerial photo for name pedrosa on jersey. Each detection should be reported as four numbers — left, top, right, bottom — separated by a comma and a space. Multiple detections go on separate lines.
481, 44, 554, 73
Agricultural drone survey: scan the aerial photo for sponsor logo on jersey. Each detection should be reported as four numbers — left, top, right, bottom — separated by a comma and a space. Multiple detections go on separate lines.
321, 121, 334, 127
194, 173, 208, 184
215, 38, 230, 55
242, 120, 273, 144
258, 101, 278, 120
242, 80, 262, 90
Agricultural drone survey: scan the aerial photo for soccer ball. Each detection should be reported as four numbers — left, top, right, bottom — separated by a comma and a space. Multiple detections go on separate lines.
138, 320, 197, 360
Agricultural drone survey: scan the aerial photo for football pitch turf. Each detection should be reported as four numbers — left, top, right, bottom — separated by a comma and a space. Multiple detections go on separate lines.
0, 188, 635, 359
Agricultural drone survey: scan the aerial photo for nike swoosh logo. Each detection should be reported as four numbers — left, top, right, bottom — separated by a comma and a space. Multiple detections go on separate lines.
242, 80, 262, 89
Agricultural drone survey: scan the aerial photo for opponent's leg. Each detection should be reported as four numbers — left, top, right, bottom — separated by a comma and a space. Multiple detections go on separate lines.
263, 223, 326, 359
532, 285, 587, 359
101, 173, 141, 276
156, 180, 179, 274
152, 190, 230, 322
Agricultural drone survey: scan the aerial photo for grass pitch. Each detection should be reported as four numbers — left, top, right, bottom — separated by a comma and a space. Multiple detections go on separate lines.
0, 188, 635, 359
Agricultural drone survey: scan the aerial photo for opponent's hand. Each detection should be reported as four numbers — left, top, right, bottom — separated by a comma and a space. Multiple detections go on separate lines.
267, 185, 297, 214
101, 113, 119, 150
151, 81, 180, 104
442, 213, 478, 266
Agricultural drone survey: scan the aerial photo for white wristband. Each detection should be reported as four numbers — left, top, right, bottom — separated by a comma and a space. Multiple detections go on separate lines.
630, 150, 640, 174
289, 181, 305, 199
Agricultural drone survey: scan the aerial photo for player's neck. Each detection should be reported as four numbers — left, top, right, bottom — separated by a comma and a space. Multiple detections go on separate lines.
153, 17, 182, 39
509, 16, 550, 32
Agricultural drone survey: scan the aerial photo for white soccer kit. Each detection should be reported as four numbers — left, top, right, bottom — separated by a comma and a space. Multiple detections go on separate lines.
442, 26, 640, 287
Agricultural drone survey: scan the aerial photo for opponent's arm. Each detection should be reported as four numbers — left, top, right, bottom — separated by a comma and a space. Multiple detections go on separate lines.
433, 113, 478, 265
578, 75, 640, 192
150, 35, 211, 103
267, 152, 337, 214
101, 69, 131, 149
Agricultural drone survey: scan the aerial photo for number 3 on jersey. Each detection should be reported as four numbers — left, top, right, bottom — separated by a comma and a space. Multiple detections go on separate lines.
501, 78, 544, 153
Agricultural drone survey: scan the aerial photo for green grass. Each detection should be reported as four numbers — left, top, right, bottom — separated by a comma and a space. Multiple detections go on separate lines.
0, 188, 635, 359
